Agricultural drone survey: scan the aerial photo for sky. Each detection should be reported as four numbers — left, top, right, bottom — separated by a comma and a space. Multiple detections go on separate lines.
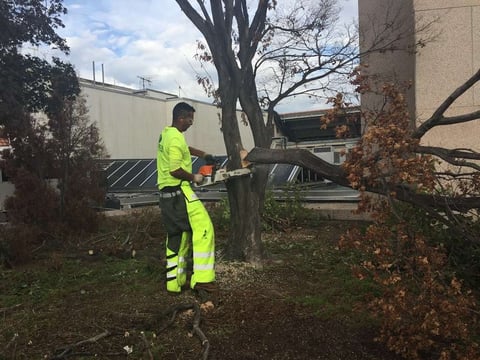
50, 0, 358, 112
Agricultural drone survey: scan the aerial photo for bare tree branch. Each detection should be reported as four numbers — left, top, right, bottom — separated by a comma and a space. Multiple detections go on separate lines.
431, 110, 480, 127
413, 68, 480, 139
50, 330, 111, 359
158, 302, 210, 360
175, 0, 212, 36
417, 146, 480, 171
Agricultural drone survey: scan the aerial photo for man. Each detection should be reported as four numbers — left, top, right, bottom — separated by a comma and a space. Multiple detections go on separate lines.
157, 102, 216, 294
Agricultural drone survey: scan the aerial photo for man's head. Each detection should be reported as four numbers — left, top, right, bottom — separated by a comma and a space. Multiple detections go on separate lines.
172, 102, 195, 132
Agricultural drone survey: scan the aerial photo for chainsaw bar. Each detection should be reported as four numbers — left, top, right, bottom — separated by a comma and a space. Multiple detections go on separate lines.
195, 167, 251, 187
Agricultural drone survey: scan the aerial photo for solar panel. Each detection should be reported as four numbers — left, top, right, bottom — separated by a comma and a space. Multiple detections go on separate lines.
101, 156, 359, 208
105, 156, 229, 192
106, 160, 130, 187
110, 160, 146, 188
104, 156, 314, 193
267, 163, 300, 186
125, 160, 156, 188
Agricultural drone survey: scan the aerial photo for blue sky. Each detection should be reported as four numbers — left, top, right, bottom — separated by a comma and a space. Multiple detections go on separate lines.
54, 0, 358, 112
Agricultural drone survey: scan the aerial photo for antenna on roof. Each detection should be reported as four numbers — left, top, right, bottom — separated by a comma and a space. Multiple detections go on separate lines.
137, 76, 152, 90
174, 80, 184, 97
102, 63, 105, 86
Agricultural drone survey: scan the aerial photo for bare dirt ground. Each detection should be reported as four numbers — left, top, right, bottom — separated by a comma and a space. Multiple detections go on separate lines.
1, 210, 402, 360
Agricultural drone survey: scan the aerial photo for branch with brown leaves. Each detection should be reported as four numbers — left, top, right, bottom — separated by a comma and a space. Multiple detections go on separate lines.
246, 147, 480, 213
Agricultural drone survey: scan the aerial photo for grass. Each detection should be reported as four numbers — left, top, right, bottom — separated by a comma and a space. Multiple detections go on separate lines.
1, 255, 167, 358
1, 207, 401, 359
261, 222, 381, 324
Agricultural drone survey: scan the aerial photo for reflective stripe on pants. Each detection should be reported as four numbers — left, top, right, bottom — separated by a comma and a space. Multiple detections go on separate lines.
182, 185, 215, 288
165, 232, 190, 293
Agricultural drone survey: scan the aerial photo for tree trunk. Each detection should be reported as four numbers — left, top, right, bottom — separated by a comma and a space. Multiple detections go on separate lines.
218, 86, 266, 264
174, 0, 271, 264
225, 174, 266, 264
224, 71, 274, 264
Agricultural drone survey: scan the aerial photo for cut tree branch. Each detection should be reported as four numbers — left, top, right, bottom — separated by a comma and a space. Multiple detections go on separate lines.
246, 147, 350, 186
246, 147, 480, 212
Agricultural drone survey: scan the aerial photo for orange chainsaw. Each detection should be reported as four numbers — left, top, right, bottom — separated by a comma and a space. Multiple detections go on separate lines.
195, 150, 251, 187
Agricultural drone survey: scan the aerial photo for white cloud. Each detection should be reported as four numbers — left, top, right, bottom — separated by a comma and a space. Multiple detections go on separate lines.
58, 0, 358, 111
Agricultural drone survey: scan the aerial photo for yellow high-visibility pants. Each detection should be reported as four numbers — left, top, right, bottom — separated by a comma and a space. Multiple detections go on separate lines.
165, 232, 190, 292
159, 184, 215, 292
181, 185, 215, 288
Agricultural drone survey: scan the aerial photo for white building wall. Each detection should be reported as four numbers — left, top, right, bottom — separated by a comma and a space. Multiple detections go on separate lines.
1, 81, 260, 209
81, 80, 255, 159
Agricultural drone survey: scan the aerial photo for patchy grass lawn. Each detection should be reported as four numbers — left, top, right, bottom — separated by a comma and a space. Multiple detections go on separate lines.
0, 207, 401, 360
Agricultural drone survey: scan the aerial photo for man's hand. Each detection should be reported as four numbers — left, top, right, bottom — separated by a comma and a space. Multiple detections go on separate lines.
193, 174, 204, 184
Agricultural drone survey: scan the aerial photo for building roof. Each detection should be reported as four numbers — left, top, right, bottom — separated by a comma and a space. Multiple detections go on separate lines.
275, 107, 361, 142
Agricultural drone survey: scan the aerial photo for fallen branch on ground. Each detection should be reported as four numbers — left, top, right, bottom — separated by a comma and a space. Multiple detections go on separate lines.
140, 331, 154, 360
158, 302, 210, 360
0, 303, 22, 314
50, 330, 111, 359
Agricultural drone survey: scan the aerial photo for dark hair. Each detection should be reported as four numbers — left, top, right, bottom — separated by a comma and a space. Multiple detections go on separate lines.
173, 102, 195, 121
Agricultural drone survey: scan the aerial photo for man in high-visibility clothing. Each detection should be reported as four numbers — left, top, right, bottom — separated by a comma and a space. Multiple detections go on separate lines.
157, 101, 216, 294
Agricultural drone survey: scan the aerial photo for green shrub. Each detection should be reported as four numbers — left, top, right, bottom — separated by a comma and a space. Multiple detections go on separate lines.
262, 184, 317, 231
208, 184, 318, 233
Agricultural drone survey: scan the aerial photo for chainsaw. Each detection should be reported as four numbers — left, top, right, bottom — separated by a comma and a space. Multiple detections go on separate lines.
195, 164, 251, 187
195, 150, 252, 187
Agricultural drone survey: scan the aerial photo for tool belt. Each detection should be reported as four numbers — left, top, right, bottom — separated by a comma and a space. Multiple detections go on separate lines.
159, 185, 182, 198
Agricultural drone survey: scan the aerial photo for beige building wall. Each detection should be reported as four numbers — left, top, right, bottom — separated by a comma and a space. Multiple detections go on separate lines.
358, 0, 480, 152
358, 0, 416, 118
81, 80, 255, 159
414, 0, 480, 150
